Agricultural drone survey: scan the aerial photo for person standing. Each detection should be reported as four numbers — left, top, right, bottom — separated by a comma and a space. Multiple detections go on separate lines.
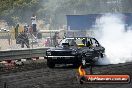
17, 31, 30, 48
31, 14, 37, 37
14, 24, 19, 39
52, 32, 60, 47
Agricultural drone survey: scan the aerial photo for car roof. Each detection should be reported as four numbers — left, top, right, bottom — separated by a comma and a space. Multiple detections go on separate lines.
65, 36, 95, 39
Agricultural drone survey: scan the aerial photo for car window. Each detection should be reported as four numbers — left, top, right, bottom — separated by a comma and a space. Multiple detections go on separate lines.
59, 39, 66, 45
90, 38, 99, 47
59, 39, 75, 46
59, 38, 99, 47
86, 38, 92, 47
75, 39, 83, 45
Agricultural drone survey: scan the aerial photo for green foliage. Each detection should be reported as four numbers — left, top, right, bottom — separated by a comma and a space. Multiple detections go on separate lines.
0, 0, 13, 12
0, 0, 132, 27
0, 0, 40, 25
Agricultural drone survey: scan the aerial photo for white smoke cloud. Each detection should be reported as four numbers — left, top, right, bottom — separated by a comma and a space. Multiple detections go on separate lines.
95, 13, 132, 64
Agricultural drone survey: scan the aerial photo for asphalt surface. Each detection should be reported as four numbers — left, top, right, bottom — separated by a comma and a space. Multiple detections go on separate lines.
0, 60, 132, 88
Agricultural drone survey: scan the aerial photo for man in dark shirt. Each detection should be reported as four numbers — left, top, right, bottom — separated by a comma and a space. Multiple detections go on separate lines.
16, 31, 30, 48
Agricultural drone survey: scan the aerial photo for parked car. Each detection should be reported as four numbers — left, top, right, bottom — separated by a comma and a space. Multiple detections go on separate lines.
45, 37, 105, 68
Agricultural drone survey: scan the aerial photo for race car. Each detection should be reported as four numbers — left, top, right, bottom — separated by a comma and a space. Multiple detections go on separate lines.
45, 37, 105, 68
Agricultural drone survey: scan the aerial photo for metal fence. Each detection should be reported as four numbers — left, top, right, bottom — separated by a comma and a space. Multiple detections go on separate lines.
0, 30, 65, 51
0, 29, 95, 51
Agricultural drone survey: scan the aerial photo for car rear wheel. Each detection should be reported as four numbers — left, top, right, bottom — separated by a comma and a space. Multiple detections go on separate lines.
47, 59, 55, 68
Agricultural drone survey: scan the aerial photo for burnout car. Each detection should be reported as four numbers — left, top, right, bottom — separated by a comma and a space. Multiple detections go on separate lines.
45, 37, 105, 68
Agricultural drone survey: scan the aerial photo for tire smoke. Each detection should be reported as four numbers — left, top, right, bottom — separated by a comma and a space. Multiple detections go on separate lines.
95, 13, 132, 64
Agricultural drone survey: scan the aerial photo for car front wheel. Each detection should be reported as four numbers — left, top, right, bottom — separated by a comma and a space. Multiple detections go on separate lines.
47, 59, 55, 68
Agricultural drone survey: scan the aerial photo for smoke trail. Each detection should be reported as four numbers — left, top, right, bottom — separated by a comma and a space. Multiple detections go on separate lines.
95, 13, 132, 64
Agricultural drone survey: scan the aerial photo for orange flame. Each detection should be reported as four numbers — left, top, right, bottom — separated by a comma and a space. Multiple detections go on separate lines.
78, 65, 86, 76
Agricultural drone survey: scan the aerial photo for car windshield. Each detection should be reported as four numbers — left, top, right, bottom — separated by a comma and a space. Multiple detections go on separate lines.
59, 38, 87, 46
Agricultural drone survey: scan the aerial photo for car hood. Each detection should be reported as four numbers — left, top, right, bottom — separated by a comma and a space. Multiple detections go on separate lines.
47, 46, 77, 51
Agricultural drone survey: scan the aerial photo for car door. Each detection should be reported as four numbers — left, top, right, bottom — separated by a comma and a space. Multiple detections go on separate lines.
90, 38, 101, 57
83, 38, 95, 58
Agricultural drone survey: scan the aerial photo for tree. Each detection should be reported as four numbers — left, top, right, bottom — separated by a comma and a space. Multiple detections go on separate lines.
0, 0, 41, 26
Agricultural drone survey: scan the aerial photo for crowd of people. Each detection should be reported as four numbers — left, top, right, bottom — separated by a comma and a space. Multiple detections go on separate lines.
15, 14, 37, 48
14, 14, 61, 48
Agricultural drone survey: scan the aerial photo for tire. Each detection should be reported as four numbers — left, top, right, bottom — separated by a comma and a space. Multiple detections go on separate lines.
47, 59, 55, 68
73, 62, 80, 67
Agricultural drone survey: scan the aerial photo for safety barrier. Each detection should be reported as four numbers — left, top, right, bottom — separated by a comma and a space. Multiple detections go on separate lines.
0, 47, 49, 61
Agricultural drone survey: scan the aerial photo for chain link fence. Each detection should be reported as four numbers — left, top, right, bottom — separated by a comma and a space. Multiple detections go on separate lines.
0, 30, 65, 51
0, 28, 95, 51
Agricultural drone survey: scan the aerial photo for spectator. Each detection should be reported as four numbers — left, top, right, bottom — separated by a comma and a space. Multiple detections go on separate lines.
16, 31, 30, 48
63, 32, 66, 39
45, 37, 51, 47
24, 24, 29, 33
52, 32, 60, 47
14, 24, 19, 39
31, 14, 37, 37
29, 25, 33, 34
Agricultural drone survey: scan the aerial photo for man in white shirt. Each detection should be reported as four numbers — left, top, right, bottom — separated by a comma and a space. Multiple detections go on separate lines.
31, 14, 37, 37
